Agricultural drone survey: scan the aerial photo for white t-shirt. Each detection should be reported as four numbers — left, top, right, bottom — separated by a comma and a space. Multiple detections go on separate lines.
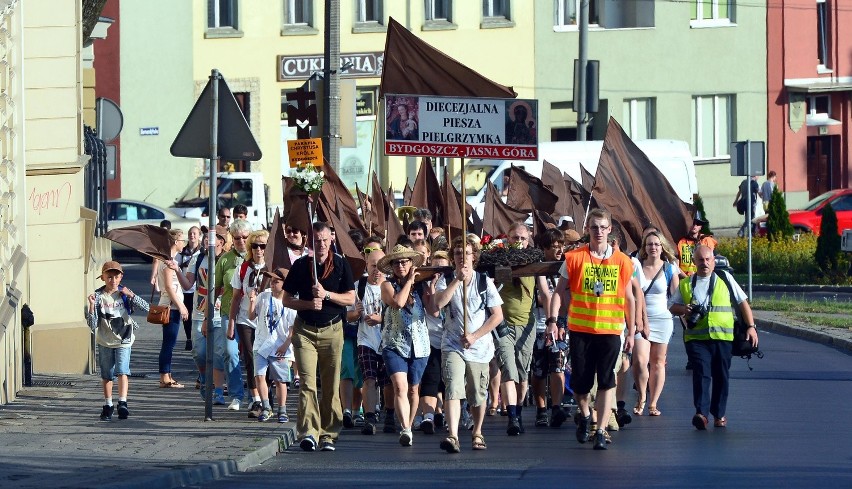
671, 270, 747, 307
94, 291, 135, 348
436, 273, 503, 363
230, 260, 265, 329
356, 281, 384, 353
252, 290, 295, 360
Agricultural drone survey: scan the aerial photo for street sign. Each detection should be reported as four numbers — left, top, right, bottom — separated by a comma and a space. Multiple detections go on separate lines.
170, 75, 262, 161
288, 138, 323, 167
730, 140, 765, 176
95, 97, 123, 143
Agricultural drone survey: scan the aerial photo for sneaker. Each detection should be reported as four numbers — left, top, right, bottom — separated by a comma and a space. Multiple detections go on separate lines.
99, 404, 114, 421
248, 401, 263, 418
343, 409, 354, 428
616, 408, 632, 428
353, 413, 365, 427
399, 428, 413, 447
692, 413, 708, 431
535, 412, 549, 427
320, 439, 336, 451
607, 411, 620, 432
550, 408, 567, 428
507, 416, 521, 436
214, 393, 227, 405
184, 339, 192, 351
421, 416, 435, 435
258, 408, 273, 422
383, 414, 397, 433
413, 415, 423, 431
434, 412, 445, 428
518, 415, 526, 434
461, 409, 474, 431
278, 412, 290, 423
227, 398, 241, 411
593, 430, 607, 450
362, 414, 378, 435
117, 401, 129, 420
714, 416, 727, 428
300, 435, 317, 452
293, 377, 300, 389
576, 414, 591, 443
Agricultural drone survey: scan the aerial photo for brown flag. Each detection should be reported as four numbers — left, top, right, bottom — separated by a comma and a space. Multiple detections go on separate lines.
355, 182, 372, 228
592, 117, 695, 253
379, 17, 517, 98
564, 173, 590, 228
506, 165, 558, 214
482, 180, 528, 237
403, 181, 413, 207
104, 225, 172, 262
281, 177, 312, 237
542, 160, 573, 218
533, 210, 557, 239
442, 167, 463, 242
385, 187, 406, 249
410, 157, 444, 227
370, 172, 387, 236
320, 161, 367, 236
318, 195, 366, 278
265, 208, 292, 271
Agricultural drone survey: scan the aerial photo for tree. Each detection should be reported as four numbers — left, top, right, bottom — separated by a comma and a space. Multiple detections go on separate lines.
815, 203, 841, 275
767, 186, 794, 241
694, 194, 713, 235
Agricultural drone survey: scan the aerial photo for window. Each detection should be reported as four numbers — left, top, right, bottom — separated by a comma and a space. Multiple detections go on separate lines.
483, 0, 508, 19
830, 195, 852, 212
691, 0, 733, 26
806, 94, 832, 125
691, 95, 734, 159
208, 0, 238, 29
554, 0, 598, 27
426, 0, 452, 22
284, 0, 312, 26
622, 98, 655, 140
357, 0, 382, 23
817, 0, 830, 69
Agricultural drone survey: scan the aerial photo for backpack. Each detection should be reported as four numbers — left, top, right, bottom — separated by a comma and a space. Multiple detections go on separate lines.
446, 270, 509, 338
713, 270, 763, 365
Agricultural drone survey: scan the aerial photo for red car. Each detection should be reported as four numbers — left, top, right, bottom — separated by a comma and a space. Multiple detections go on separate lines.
755, 188, 852, 236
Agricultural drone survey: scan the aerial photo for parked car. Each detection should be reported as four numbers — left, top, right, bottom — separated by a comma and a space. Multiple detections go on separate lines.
753, 189, 852, 236
106, 199, 200, 257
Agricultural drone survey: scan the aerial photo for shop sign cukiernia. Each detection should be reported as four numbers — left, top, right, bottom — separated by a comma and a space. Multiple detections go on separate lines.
277, 52, 384, 81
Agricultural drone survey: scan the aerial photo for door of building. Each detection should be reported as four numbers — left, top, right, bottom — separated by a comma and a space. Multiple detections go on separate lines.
806, 135, 836, 199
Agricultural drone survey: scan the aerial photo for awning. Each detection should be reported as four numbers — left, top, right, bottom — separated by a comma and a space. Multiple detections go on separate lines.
785, 81, 852, 93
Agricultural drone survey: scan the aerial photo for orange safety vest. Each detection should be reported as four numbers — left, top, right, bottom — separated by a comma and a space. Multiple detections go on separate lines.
565, 245, 633, 335
677, 235, 717, 276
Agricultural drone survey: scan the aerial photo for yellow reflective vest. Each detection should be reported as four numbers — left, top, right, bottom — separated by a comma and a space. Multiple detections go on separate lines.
679, 274, 735, 342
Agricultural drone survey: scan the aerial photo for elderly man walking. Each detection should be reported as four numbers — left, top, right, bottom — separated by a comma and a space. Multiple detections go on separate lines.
670, 245, 758, 430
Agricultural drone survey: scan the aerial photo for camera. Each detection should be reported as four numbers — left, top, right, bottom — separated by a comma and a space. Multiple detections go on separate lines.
685, 303, 708, 329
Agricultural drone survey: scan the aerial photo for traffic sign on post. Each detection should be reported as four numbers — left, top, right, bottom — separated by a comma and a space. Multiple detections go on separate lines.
730, 140, 766, 177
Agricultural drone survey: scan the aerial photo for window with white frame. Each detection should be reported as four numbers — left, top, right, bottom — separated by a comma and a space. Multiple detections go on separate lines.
357, 0, 383, 23
426, 0, 452, 22
691, 95, 734, 159
284, 0, 312, 26
483, 0, 509, 19
691, 0, 733, 26
208, 0, 238, 29
622, 98, 655, 140
806, 94, 831, 124
817, 0, 830, 68
554, 0, 598, 27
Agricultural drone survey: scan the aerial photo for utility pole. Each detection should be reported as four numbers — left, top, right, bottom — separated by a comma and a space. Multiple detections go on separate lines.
323, 0, 340, 169
577, 0, 589, 141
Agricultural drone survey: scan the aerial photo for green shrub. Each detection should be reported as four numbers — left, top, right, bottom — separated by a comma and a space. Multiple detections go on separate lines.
766, 187, 794, 241
815, 204, 846, 280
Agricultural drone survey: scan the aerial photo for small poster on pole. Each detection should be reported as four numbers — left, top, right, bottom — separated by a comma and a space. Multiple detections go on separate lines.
288, 137, 324, 167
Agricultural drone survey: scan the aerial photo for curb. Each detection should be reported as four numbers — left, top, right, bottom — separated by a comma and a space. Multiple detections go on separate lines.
110, 428, 296, 489
756, 318, 852, 354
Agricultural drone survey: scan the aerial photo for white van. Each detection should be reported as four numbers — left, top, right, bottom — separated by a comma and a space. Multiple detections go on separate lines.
460, 139, 698, 221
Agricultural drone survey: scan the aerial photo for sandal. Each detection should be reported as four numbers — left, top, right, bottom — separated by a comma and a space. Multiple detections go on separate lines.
648, 405, 661, 416
472, 433, 487, 450
440, 436, 461, 453
486, 407, 497, 416
159, 380, 185, 389
633, 399, 645, 415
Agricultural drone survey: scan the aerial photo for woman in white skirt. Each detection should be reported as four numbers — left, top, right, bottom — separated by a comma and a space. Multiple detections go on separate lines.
632, 231, 679, 416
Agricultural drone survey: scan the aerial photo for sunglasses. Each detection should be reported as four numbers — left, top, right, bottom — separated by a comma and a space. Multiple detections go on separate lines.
363, 247, 380, 254
233, 235, 249, 241
251, 243, 267, 250
285, 228, 300, 234
391, 259, 411, 266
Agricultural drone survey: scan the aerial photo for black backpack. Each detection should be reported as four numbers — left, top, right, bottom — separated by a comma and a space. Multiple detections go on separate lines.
714, 271, 763, 365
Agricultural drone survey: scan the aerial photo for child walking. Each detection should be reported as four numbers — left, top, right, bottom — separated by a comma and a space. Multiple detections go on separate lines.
250, 267, 296, 423
87, 261, 150, 421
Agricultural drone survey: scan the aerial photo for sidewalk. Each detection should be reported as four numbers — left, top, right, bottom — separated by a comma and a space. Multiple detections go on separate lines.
1, 310, 849, 489
0, 322, 297, 489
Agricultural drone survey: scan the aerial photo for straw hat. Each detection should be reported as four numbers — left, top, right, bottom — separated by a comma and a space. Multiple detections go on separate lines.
377, 244, 425, 274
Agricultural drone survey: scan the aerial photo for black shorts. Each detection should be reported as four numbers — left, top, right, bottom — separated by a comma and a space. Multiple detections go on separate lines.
419, 347, 445, 398
568, 332, 621, 395
357, 345, 389, 387
532, 332, 566, 379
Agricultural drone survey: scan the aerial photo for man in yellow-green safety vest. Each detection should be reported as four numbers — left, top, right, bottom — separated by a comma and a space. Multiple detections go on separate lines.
670, 245, 758, 431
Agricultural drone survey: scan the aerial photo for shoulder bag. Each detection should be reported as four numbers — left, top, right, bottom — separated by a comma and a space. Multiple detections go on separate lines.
146, 284, 171, 325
